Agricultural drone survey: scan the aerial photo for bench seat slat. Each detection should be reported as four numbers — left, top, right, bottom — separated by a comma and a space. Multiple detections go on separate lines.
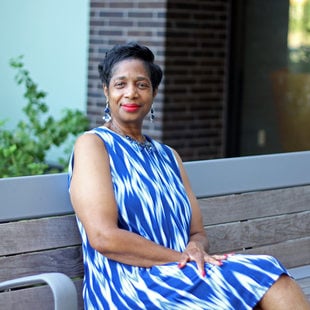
295, 277, 310, 301
289, 266, 310, 280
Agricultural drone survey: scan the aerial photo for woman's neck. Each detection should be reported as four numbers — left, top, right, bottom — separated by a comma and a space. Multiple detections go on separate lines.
108, 121, 145, 143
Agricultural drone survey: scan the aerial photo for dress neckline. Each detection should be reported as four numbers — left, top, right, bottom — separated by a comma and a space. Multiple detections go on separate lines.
100, 126, 154, 152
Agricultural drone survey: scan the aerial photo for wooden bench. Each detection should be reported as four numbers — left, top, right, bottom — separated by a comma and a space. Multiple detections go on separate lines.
0, 151, 309, 309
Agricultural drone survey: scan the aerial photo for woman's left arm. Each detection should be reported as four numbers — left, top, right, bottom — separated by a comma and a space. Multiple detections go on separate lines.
172, 150, 227, 276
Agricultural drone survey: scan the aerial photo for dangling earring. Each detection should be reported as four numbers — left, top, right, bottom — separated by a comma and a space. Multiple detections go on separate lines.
103, 99, 111, 122
150, 105, 155, 122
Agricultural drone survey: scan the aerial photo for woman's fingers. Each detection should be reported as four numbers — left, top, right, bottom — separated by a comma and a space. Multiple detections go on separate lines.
178, 250, 235, 277
204, 254, 224, 266
177, 252, 190, 269
178, 251, 206, 276
204, 253, 235, 266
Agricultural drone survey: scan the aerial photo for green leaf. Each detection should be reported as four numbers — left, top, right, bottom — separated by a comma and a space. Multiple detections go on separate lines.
0, 56, 89, 178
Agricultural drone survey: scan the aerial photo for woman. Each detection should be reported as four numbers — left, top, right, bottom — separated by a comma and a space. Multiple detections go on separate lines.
69, 42, 309, 309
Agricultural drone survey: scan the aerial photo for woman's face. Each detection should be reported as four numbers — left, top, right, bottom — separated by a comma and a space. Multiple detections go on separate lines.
104, 59, 157, 124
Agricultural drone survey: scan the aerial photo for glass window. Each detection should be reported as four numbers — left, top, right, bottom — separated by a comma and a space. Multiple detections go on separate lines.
229, 0, 310, 156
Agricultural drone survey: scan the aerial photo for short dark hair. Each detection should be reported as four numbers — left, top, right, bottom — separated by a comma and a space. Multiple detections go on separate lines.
98, 42, 163, 91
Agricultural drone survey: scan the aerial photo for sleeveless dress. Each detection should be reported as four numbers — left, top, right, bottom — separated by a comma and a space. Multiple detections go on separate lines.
68, 126, 288, 310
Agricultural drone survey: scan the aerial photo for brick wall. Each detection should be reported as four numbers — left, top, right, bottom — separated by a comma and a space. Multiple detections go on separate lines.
163, 0, 230, 160
87, 0, 230, 160
87, 0, 167, 141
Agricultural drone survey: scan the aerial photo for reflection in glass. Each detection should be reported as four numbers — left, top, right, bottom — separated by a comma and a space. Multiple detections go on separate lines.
272, 0, 310, 152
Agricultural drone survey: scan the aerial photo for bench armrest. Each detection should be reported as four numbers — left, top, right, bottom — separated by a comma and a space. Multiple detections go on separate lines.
0, 272, 78, 310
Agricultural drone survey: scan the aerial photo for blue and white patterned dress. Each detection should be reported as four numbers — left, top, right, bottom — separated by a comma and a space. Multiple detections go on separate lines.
68, 126, 288, 310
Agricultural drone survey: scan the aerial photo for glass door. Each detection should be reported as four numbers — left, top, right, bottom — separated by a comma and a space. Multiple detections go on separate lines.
227, 0, 310, 156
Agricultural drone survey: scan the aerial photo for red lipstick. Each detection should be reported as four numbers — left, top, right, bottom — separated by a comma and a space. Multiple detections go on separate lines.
122, 104, 140, 112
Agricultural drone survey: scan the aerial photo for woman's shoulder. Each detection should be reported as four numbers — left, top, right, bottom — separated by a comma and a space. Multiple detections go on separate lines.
73, 129, 107, 152
87, 126, 110, 135
81, 126, 115, 143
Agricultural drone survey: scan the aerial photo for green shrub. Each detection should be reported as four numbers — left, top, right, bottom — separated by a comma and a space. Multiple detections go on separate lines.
0, 56, 89, 177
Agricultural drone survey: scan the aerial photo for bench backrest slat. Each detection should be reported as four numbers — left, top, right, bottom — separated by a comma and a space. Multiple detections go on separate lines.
199, 185, 310, 225
245, 237, 310, 268
0, 173, 72, 222
0, 215, 80, 256
185, 151, 310, 198
0, 246, 83, 282
207, 210, 310, 254
1, 151, 310, 222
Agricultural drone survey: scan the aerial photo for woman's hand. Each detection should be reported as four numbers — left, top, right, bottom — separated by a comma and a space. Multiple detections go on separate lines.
178, 241, 230, 277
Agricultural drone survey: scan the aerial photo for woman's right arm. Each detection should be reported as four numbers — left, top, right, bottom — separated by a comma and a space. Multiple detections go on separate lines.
69, 133, 181, 267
